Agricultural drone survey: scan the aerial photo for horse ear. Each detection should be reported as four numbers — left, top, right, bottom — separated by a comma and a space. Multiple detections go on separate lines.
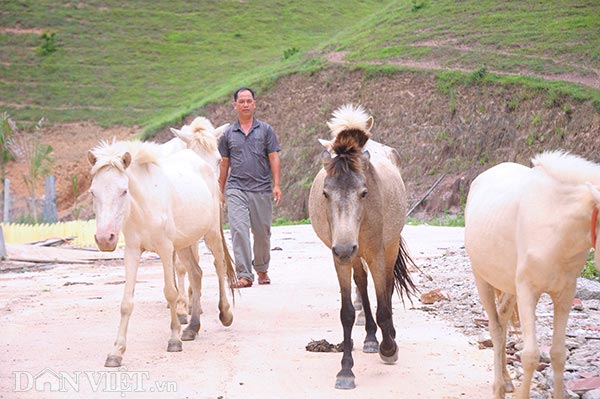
87, 150, 97, 166
122, 152, 132, 169
366, 116, 374, 131
213, 123, 230, 140
318, 138, 333, 153
587, 183, 600, 205
361, 150, 371, 163
320, 149, 332, 164
170, 127, 183, 140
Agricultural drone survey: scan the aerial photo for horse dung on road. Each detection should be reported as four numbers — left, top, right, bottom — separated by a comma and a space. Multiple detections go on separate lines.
464, 150, 600, 399
308, 104, 417, 389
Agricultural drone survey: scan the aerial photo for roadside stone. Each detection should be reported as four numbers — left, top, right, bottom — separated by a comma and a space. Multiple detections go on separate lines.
576, 279, 600, 300
583, 389, 600, 399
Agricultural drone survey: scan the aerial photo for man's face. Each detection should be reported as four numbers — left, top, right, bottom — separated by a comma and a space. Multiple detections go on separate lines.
233, 90, 256, 117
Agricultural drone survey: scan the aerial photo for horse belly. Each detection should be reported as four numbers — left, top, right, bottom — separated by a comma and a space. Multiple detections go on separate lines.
464, 163, 530, 294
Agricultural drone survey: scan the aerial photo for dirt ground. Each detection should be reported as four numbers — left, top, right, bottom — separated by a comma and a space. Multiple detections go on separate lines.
0, 224, 499, 399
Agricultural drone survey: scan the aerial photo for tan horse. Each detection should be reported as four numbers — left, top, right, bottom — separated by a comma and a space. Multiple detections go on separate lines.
88, 139, 236, 367
464, 151, 600, 399
308, 104, 416, 389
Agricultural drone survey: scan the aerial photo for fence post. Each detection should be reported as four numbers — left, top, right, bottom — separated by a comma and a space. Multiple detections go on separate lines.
2, 178, 9, 223
43, 175, 58, 223
0, 226, 6, 259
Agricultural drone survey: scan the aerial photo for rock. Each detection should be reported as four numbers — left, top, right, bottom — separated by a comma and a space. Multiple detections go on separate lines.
576, 278, 600, 300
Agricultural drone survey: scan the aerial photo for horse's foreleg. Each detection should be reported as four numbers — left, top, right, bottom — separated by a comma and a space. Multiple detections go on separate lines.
174, 253, 189, 325
105, 246, 141, 367
549, 286, 576, 399
158, 245, 182, 353
177, 246, 203, 342
353, 258, 378, 353
205, 230, 233, 327
515, 282, 541, 399
334, 258, 356, 389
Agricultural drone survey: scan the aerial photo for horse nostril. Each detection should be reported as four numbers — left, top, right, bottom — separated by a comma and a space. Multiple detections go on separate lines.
332, 244, 358, 261
109, 233, 116, 243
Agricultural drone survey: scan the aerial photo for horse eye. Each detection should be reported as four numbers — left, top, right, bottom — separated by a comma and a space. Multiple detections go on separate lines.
360, 190, 368, 198
89, 190, 95, 198
121, 189, 128, 197
322, 191, 329, 199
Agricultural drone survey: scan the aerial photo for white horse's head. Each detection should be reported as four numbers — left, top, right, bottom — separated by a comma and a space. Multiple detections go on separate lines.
170, 117, 229, 172
87, 141, 134, 252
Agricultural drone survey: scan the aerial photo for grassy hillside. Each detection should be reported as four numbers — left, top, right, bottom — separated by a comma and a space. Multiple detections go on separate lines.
2, 0, 598, 134
0, 0, 389, 127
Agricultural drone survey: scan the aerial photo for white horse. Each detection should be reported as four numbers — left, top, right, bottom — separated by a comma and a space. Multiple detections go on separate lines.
87, 139, 236, 367
464, 150, 600, 399
167, 116, 230, 323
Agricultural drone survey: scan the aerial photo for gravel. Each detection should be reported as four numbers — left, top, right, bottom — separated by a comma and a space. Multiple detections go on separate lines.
413, 248, 600, 399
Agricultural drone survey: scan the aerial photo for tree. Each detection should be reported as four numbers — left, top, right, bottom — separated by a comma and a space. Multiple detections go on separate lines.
7, 117, 54, 223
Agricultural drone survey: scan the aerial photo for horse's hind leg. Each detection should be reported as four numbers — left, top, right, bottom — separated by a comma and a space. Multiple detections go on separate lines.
370, 250, 398, 364
334, 257, 356, 389
177, 246, 203, 342
174, 254, 189, 325
549, 285, 576, 399
156, 244, 183, 353
474, 274, 513, 398
353, 258, 378, 353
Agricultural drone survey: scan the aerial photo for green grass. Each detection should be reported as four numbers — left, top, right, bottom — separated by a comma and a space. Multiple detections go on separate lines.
2, 0, 599, 133
1, 0, 389, 128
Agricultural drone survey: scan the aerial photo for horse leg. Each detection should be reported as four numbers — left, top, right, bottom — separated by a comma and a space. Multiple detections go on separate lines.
353, 285, 365, 326
177, 246, 203, 342
105, 246, 141, 367
190, 244, 201, 316
497, 291, 517, 394
334, 258, 356, 389
549, 285, 576, 399
156, 244, 183, 353
174, 253, 189, 325
369, 251, 397, 364
515, 281, 541, 399
205, 229, 233, 327
473, 275, 507, 398
352, 258, 378, 353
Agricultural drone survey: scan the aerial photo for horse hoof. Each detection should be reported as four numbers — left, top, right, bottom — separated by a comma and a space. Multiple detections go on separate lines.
363, 340, 379, 353
505, 380, 515, 393
379, 342, 399, 364
178, 314, 189, 325
167, 339, 183, 352
104, 355, 122, 367
335, 376, 356, 390
220, 312, 233, 327
355, 311, 366, 326
181, 329, 197, 341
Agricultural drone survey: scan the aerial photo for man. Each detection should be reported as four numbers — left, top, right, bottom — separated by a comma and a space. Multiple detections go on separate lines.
218, 87, 282, 288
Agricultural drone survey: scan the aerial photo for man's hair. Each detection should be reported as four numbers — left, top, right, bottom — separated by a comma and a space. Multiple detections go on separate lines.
233, 87, 255, 101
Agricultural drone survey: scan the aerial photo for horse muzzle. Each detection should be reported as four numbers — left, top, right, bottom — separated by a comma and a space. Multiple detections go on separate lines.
94, 233, 118, 252
331, 244, 358, 262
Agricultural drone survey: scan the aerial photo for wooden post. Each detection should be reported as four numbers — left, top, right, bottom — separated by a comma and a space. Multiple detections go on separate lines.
43, 175, 58, 223
2, 178, 9, 223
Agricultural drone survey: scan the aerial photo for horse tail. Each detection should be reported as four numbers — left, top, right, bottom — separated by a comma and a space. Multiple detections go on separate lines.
393, 236, 418, 305
220, 207, 237, 300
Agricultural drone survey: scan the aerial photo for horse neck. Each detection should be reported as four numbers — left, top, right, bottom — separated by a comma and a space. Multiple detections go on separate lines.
124, 164, 157, 222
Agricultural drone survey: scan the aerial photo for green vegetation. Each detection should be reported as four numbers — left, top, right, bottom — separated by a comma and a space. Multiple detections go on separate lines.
584, 252, 599, 282
2, 1, 599, 136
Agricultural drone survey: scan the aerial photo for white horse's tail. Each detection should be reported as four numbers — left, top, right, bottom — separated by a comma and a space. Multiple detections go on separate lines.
220, 206, 237, 299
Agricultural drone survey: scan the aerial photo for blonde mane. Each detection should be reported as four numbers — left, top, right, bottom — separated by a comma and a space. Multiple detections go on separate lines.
532, 150, 600, 185
90, 139, 162, 175
187, 116, 218, 152
327, 104, 373, 139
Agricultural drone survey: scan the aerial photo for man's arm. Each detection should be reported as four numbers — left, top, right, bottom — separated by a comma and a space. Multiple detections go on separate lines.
218, 157, 230, 200
268, 151, 281, 205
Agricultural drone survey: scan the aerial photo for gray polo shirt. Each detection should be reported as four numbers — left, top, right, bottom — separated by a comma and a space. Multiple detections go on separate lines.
218, 118, 281, 192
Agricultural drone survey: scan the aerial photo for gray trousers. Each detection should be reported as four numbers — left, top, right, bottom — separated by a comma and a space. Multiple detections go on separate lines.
225, 189, 272, 281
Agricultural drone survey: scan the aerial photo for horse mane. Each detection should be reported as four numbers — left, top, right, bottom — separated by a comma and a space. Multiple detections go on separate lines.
187, 116, 218, 152
532, 150, 600, 185
90, 139, 161, 175
327, 104, 373, 138
325, 129, 370, 176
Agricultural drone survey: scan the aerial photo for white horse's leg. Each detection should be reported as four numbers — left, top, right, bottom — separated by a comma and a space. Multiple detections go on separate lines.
177, 246, 203, 342
473, 274, 511, 398
515, 282, 541, 399
549, 285, 576, 399
174, 253, 189, 325
105, 246, 141, 367
204, 229, 233, 326
157, 245, 183, 353
496, 291, 517, 394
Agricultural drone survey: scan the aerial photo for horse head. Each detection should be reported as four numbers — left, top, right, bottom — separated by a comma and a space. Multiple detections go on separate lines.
87, 141, 133, 252
320, 104, 374, 263
170, 117, 229, 173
